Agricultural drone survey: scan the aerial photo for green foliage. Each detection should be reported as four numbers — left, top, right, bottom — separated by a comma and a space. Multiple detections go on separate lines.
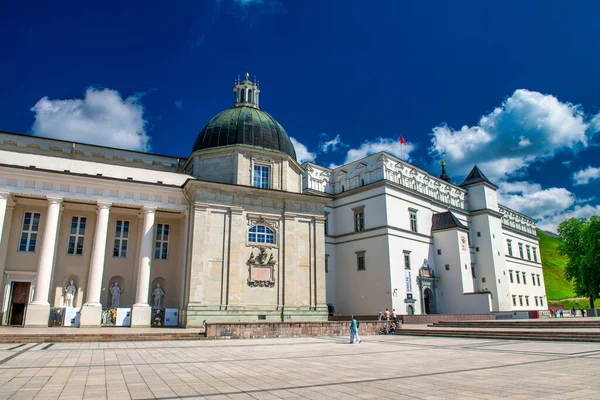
548, 298, 600, 310
557, 216, 600, 310
537, 230, 574, 300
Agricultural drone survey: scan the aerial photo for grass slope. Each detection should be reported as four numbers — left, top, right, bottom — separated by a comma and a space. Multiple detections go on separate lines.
537, 230, 574, 300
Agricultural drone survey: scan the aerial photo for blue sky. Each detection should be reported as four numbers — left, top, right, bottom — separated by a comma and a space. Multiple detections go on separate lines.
1, 0, 599, 231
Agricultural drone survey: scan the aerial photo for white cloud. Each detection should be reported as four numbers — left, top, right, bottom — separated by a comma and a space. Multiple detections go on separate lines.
339, 137, 416, 165
319, 133, 344, 153
591, 112, 600, 133
537, 204, 600, 232
573, 166, 600, 185
498, 181, 575, 221
31, 88, 150, 152
430, 89, 591, 182
290, 137, 316, 164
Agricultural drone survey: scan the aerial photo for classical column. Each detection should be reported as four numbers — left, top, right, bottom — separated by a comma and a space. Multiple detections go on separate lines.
79, 202, 111, 327
24, 197, 62, 327
131, 206, 156, 327
0, 193, 9, 246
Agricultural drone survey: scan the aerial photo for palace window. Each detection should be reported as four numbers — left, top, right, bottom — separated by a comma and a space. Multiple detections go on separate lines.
519, 243, 524, 258
356, 251, 366, 271
540, 297, 544, 307
353, 207, 365, 232
519, 296, 523, 306
248, 225, 275, 244
409, 209, 418, 233
509, 270, 514, 283
526, 245, 531, 260
154, 223, 170, 260
535, 296, 539, 306
533, 247, 538, 262
522, 272, 527, 285
536, 274, 541, 286
113, 220, 130, 258
516, 271, 521, 284
525, 296, 530, 307
67, 216, 86, 255
253, 165, 270, 189
404, 251, 411, 269
532, 273, 536, 286
507, 239, 513, 256
437, 249, 442, 255
512, 295, 517, 306
445, 264, 450, 271
19, 212, 41, 252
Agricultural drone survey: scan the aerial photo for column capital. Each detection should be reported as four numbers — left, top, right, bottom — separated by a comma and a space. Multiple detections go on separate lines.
141, 206, 157, 214
0, 192, 10, 200
97, 201, 112, 210
46, 196, 63, 205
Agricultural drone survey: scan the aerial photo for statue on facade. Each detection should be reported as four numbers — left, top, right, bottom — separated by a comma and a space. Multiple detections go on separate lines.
109, 281, 123, 308
64, 279, 77, 308
152, 283, 166, 309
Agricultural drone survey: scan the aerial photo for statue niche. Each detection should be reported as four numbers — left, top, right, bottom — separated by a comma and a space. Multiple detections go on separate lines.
247, 248, 276, 288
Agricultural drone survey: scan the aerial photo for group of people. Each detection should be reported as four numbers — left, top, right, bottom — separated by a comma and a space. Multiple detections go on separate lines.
549, 306, 586, 318
349, 308, 402, 343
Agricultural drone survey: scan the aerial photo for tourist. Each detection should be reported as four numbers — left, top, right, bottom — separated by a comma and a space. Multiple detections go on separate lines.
392, 309, 398, 328
580, 308, 585, 317
384, 308, 391, 321
559, 308, 564, 318
377, 310, 382, 321
349, 316, 361, 344
571, 307, 576, 317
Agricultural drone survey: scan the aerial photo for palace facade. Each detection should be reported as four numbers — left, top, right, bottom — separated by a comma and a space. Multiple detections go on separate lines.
0, 76, 547, 328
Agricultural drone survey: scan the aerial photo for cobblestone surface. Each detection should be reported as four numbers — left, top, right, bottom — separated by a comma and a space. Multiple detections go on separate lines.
0, 335, 599, 399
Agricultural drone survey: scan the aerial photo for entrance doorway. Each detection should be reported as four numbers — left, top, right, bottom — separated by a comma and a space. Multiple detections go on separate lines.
424, 288, 433, 315
9, 282, 31, 326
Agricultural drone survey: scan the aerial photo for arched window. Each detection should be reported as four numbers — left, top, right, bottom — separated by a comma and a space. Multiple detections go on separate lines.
241, 89, 245, 103
341, 185, 345, 192
248, 89, 253, 103
248, 225, 275, 244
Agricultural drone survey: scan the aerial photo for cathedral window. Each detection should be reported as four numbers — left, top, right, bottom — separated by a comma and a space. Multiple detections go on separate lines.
353, 206, 365, 232
253, 165, 270, 189
356, 251, 366, 271
19, 212, 40, 252
154, 223, 170, 260
67, 216, 86, 256
248, 225, 275, 244
409, 209, 418, 233
518, 242, 524, 258
113, 220, 130, 258
241, 88, 245, 102
403, 251, 411, 269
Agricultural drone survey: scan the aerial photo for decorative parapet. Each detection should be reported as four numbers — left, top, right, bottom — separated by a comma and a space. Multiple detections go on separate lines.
301, 153, 467, 210
499, 205, 537, 235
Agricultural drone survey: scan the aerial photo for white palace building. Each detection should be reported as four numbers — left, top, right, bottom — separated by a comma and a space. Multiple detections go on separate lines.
0, 75, 547, 328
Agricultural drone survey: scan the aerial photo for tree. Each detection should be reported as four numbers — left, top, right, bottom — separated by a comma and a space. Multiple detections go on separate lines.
557, 216, 600, 317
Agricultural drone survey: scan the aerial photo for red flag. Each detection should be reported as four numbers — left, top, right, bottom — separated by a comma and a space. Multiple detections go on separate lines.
400, 135, 407, 146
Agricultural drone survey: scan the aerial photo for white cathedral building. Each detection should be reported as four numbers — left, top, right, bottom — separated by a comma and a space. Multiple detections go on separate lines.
0, 75, 547, 328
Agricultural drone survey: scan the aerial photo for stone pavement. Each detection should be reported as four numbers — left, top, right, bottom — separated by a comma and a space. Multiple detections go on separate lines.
0, 335, 599, 399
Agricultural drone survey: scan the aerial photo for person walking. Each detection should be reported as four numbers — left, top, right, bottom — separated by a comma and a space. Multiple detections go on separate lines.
349, 316, 361, 344
377, 310, 382, 321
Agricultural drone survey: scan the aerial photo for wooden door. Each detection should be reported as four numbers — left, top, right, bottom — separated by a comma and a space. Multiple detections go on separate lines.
9, 282, 31, 325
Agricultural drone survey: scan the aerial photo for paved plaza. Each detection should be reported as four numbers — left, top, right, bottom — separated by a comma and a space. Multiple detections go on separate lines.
0, 335, 599, 399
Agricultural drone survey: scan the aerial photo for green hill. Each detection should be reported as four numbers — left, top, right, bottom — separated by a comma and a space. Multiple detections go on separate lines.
537, 230, 574, 300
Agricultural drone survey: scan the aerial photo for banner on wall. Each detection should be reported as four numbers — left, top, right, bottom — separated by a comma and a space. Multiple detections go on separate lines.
405, 270, 413, 296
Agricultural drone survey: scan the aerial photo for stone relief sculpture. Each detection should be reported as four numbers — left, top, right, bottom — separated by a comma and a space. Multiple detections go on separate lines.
152, 283, 166, 309
110, 281, 123, 308
64, 279, 76, 308
247, 248, 276, 288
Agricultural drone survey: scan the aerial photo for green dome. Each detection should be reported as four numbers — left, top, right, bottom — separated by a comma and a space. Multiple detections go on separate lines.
192, 106, 297, 160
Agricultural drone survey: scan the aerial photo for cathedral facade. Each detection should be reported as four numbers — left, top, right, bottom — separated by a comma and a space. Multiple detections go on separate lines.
0, 76, 547, 328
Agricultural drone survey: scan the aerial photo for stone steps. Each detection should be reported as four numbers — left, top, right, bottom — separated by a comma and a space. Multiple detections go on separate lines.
395, 328, 600, 342
430, 320, 600, 329
0, 332, 206, 343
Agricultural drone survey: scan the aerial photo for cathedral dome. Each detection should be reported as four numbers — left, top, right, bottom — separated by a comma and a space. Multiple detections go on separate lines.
191, 74, 297, 161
